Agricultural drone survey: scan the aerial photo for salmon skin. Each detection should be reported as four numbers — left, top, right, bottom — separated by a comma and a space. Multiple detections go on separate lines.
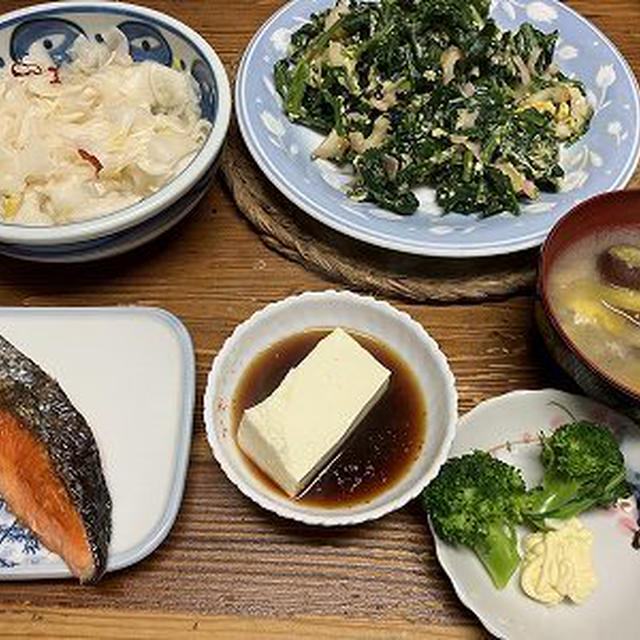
0, 334, 111, 583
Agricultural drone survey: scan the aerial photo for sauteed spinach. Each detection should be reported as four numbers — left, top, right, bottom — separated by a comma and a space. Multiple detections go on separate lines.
274, 0, 592, 217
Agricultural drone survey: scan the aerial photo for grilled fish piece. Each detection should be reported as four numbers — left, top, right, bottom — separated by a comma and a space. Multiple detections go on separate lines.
0, 334, 111, 582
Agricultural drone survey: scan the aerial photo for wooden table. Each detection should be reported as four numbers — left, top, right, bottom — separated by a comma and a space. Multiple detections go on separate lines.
0, 1, 638, 637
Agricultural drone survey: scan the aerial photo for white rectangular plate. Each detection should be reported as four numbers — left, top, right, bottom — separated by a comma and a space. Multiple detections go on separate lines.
0, 307, 194, 580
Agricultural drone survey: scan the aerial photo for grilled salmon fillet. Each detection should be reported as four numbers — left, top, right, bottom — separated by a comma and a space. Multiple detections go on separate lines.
0, 334, 111, 582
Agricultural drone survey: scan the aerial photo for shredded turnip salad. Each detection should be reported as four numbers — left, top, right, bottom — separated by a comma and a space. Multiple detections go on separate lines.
0, 29, 211, 226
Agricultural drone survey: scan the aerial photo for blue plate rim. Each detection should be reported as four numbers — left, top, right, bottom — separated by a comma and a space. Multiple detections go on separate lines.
235, 0, 640, 258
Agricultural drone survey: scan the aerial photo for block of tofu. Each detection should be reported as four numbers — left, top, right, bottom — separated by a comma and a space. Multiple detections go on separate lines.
237, 328, 391, 497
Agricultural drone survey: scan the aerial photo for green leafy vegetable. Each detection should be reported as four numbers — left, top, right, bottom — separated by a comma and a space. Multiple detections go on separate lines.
523, 421, 632, 527
422, 450, 526, 589
274, 0, 593, 217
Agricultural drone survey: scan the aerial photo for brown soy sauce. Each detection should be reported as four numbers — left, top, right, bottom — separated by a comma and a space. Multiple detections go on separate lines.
232, 329, 426, 507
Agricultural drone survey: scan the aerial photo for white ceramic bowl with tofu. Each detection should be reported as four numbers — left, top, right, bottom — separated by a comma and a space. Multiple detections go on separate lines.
203, 290, 458, 526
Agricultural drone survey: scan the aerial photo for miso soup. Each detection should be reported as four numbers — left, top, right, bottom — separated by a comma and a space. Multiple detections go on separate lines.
547, 229, 640, 395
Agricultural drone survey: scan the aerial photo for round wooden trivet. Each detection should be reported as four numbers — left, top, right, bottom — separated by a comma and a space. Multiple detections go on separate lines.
221, 121, 538, 303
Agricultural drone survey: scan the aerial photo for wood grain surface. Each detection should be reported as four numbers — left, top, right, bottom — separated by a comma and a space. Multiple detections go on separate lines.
0, 0, 638, 638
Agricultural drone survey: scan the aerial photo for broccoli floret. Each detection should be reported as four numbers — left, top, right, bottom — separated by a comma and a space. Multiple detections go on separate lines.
422, 450, 526, 589
523, 421, 631, 528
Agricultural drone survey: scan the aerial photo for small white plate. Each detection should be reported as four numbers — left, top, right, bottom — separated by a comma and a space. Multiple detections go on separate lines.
433, 389, 640, 640
204, 290, 457, 526
0, 307, 194, 580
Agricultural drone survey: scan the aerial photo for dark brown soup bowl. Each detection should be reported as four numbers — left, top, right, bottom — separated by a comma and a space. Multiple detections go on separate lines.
537, 189, 640, 423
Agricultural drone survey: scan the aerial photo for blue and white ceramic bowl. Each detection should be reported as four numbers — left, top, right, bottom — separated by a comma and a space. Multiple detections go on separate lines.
237, 0, 640, 257
0, 1, 231, 262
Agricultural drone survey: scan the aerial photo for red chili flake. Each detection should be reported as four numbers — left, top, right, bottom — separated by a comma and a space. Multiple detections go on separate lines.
47, 66, 61, 84
78, 148, 103, 176
11, 62, 43, 77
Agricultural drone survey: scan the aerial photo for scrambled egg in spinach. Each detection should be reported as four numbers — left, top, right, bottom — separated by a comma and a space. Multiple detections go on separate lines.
274, 0, 592, 217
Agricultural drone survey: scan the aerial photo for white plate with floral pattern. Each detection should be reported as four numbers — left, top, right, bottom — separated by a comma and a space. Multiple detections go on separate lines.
433, 389, 640, 640
236, 0, 640, 257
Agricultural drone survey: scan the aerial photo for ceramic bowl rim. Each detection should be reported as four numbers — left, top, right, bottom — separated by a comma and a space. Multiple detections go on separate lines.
202, 289, 458, 526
